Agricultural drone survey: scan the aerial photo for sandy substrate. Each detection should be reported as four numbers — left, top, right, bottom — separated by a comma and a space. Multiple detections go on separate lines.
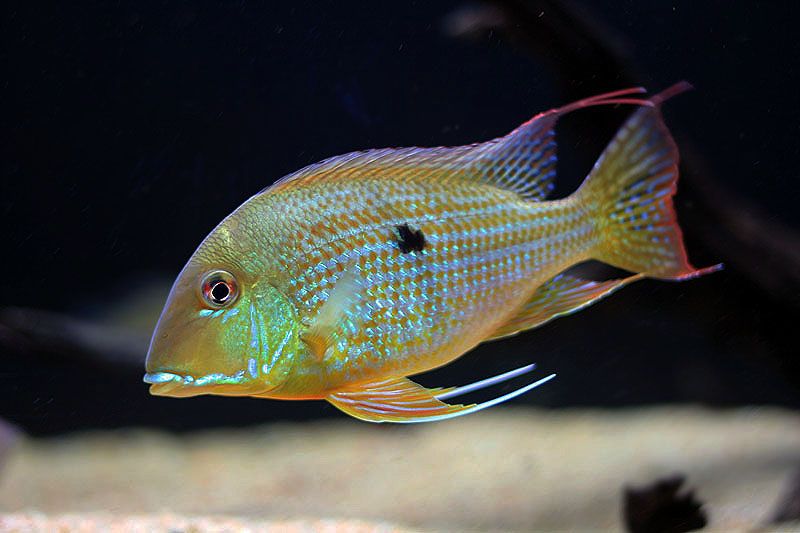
0, 513, 413, 532
1, 407, 799, 532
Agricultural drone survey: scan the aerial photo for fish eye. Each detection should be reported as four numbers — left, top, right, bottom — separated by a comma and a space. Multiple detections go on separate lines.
200, 270, 239, 308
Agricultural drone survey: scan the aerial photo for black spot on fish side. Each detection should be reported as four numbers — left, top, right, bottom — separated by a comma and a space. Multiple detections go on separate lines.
396, 223, 426, 254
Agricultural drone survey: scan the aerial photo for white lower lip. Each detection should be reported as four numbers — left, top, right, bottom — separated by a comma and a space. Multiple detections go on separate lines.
144, 370, 278, 398
143, 372, 183, 384
143, 370, 247, 387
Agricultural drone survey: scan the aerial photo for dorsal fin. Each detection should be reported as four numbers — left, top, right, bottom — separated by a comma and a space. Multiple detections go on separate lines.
464, 113, 558, 201
261, 87, 652, 201
466, 86, 652, 200
265, 144, 473, 194
268, 119, 555, 201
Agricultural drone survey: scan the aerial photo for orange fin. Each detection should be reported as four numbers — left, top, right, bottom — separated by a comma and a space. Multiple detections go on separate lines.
486, 273, 644, 341
575, 83, 720, 279
327, 370, 556, 424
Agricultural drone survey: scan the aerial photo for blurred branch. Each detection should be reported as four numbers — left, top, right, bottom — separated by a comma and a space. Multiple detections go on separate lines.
0, 307, 146, 371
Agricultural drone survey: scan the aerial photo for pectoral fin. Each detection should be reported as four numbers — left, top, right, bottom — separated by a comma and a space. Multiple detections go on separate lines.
301, 266, 364, 361
486, 272, 644, 341
327, 366, 556, 423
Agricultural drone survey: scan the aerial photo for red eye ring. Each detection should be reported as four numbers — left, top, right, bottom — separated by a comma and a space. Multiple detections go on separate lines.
200, 270, 239, 308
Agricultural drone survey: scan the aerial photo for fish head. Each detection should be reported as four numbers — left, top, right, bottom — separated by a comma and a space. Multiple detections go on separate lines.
144, 235, 300, 398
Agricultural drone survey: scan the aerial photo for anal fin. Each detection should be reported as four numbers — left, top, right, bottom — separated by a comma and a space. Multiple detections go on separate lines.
328, 377, 467, 423
487, 272, 644, 341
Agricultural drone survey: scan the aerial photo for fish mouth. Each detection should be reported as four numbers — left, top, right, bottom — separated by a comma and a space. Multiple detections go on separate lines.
143, 371, 202, 397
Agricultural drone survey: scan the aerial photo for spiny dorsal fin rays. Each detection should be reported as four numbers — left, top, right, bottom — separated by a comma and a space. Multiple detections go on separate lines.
466, 113, 558, 201
260, 86, 655, 199
327, 368, 555, 423
464, 86, 656, 201
265, 145, 475, 194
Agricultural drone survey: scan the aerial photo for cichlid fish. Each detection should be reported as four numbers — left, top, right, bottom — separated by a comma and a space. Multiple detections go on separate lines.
144, 83, 719, 423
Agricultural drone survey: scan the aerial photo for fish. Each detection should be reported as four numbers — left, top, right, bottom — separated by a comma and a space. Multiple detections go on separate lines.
144, 82, 720, 423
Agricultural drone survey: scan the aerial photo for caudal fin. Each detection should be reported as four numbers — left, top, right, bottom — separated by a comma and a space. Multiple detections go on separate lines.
576, 83, 720, 280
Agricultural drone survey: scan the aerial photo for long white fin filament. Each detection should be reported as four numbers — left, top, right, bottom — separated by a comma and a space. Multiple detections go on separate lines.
397, 373, 557, 424
436, 363, 538, 400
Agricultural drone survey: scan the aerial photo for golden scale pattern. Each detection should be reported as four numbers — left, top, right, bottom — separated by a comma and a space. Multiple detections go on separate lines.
247, 135, 597, 384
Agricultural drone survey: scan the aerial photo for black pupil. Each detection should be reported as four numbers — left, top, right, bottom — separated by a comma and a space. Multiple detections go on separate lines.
210, 281, 230, 303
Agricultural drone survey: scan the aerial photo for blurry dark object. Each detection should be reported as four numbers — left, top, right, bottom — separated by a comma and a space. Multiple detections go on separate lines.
0, 277, 168, 373
770, 467, 800, 524
442, 4, 508, 41
0, 418, 20, 475
0, 307, 146, 371
623, 475, 707, 533
482, 0, 636, 97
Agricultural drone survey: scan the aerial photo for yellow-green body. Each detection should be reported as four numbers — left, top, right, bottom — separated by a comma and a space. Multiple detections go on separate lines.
145, 85, 715, 422
229, 174, 587, 397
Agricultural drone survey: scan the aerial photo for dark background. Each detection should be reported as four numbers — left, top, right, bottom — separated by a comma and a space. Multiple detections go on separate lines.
2, 1, 799, 435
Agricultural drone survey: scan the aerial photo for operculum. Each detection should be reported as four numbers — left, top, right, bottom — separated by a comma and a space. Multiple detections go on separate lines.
234, 281, 302, 395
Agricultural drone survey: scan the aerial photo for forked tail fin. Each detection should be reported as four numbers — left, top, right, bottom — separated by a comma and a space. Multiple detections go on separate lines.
575, 82, 720, 279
